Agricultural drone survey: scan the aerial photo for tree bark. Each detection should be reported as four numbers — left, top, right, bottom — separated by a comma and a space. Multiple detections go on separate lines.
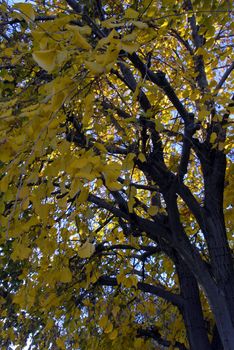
162, 181, 234, 350
176, 257, 211, 350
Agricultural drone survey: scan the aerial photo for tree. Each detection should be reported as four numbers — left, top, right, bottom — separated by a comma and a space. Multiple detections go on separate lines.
0, 0, 233, 349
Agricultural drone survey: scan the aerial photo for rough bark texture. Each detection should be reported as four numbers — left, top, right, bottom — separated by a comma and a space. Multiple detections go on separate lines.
176, 257, 211, 350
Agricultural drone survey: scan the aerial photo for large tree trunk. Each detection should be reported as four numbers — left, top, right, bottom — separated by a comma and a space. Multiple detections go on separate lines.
205, 285, 234, 350
176, 257, 211, 350
205, 213, 234, 322
200, 148, 234, 349
211, 325, 224, 350
163, 177, 234, 349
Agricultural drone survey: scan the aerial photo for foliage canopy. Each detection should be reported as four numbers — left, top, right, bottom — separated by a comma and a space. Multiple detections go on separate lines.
0, 0, 234, 349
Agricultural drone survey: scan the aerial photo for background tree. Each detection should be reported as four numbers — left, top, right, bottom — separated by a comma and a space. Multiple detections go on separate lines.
0, 0, 234, 349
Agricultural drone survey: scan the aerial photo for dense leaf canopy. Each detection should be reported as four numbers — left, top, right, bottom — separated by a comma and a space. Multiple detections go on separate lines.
0, 0, 234, 349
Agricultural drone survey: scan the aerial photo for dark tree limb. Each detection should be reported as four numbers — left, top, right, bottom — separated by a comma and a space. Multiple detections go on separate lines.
128, 53, 191, 126
98, 275, 183, 307
215, 61, 234, 92
66, 0, 105, 38
118, 62, 151, 112
183, 0, 208, 92
137, 326, 188, 350
170, 28, 193, 54
88, 194, 129, 220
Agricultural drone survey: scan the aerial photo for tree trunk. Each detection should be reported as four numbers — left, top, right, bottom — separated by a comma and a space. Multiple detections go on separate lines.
190, 146, 234, 349
205, 213, 234, 322
163, 182, 234, 349
177, 228, 234, 350
176, 257, 211, 350
211, 325, 224, 350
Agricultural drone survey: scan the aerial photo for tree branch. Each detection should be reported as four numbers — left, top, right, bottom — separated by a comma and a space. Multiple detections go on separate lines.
65, 0, 105, 38
98, 275, 183, 307
1, 15, 57, 26
183, 0, 208, 91
215, 61, 234, 92
176, 181, 206, 233
118, 62, 151, 112
137, 326, 188, 350
170, 28, 193, 54
88, 194, 129, 220
178, 113, 200, 180
128, 53, 191, 126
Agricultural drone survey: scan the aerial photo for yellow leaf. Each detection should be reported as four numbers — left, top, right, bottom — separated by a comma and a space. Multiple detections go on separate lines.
14, 3, 35, 22
59, 267, 72, 283
124, 8, 139, 19
11, 242, 31, 261
66, 24, 91, 36
71, 157, 89, 170
90, 271, 100, 284
77, 188, 89, 204
105, 179, 123, 191
109, 329, 118, 340
121, 42, 139, 54
77, 240, 95, 258
218, 142, 224, 151
128, 196, 136, 213
120, 275, 136, 288
122, 153, 136, 170
3, 73, 14, 82
122, 33, 137, 42
104, 321, 113, 334
96, 49, 119, 66
99, 315, 108, 328
102, 18, 125, 28
134, 338, 144, 348
160, 20, 169, 29
32, 49, 57, 72
93, 142, 107, 153
56, 50, 68, 66
19, 186, 29, 199
14, 134, 25, 145
68, 26, 91, 50
196, 47, 207, 57
0, 176, 9, 193
31, 30, 45, 42
33, 202, 51, 221
86, 61, 105, 74
22, 197, 30, 210
70, 177, 81, 197
198, 108, 209, 121
56, 338, 65, 350
138, 153, 146, 162
51, 90, 66, 110
129, 275, 138, 287
210, 132, 217, 144
13, 287, 26, 307
76, 165, 97, 181
112, 305, 120, 318
45, 319, 54, 330
0, 296, 6, 304
155, 119, 164, 131
116, 273, 124, 285
36, 236, 56, 255
148, 206, 158, 216
78, 25, 92, 36
132, 21, 148, 29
